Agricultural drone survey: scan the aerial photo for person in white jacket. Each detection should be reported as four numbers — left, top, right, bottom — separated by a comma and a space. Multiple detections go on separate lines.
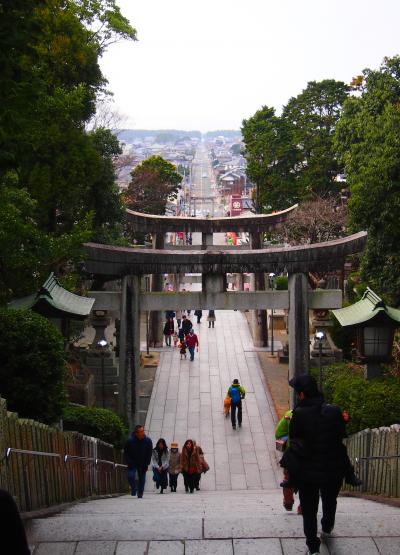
151, 438, 170, 493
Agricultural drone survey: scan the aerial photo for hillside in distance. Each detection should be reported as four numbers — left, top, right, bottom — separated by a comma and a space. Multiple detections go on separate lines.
119, 129, 201, 143
119, 129, 242, 143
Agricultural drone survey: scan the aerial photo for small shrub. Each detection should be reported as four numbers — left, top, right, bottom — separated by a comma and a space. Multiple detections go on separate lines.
0, 308, 67, 423
312, 363, 400, 434
63, 405, 128, 447
328, 311, 353, 356
275, 276, 288, 290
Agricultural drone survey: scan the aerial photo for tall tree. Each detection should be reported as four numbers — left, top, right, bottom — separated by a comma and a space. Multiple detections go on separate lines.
86, 127, 126, 244
335, 56, 400, 305
70, 0, 137, 52
283, 80, 349, 198
241, 106, 298, 211
125, 156, 182, 215
0, 0, 135, 298
0, 184, 49, 303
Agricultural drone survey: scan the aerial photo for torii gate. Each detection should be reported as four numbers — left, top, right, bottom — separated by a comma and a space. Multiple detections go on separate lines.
126, 206, 299, 349
84, 230, 367, 428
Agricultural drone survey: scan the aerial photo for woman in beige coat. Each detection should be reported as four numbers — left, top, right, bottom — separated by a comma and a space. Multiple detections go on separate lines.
168, 442, 181, 492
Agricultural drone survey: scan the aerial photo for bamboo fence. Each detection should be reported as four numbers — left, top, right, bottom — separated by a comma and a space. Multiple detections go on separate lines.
0, 397, 128, 512
344, 424, 400, 497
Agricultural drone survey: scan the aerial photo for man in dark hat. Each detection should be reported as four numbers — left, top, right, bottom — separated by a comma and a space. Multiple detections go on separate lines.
288, 374, 347, 555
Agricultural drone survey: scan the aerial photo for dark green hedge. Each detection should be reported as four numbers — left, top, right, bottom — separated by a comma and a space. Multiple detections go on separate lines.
275, 276, 288, 290
63, 405, 128, 448
0, 308, 67, 423
311, 363, 400, 434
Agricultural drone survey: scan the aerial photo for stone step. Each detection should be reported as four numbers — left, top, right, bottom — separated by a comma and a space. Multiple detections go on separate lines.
91, 373, 119, 384
86, 359, 117, 368
27, 492, 400, 544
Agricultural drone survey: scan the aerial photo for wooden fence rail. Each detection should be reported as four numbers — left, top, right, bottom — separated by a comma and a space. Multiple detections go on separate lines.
0, 398, 128, 512
344, 424, 400, 497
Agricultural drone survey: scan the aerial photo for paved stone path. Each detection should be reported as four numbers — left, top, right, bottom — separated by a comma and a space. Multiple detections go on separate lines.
28, 310, 400, 554
145, 309, 280, 492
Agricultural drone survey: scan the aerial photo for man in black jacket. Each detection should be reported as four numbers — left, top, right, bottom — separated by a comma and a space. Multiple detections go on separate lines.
288, 375, 346, 555
181, 314, 193, 336
124, 425, 153, 498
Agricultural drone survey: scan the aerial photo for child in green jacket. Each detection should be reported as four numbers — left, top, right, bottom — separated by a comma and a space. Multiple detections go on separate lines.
275, 410, 301, 513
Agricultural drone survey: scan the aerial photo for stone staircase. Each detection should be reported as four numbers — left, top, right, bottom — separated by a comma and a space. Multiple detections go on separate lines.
27, 488, 400, 554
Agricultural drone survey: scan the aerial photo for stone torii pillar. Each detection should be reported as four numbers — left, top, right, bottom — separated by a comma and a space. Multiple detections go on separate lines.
202, 232, 213, 249
250, 231, 268, 347
118, 275, 141, 429
149, 232, 164, 347
288, 273, 310, 408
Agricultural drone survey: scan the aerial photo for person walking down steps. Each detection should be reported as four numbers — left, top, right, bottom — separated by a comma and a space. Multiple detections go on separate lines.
227, 378, 245, 429
186, 328, 199, 362
275, 409, 301, 514
286, 374, 361, 555
163, 317, 174, 347
181, 314, 193, 336
207, 309, 216, 328
194, 309, 202, 323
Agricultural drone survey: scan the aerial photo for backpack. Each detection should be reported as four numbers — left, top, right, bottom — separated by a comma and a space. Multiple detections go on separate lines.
230, 386, 241, 404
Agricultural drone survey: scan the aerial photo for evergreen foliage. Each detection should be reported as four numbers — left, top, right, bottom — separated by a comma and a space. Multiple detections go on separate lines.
242, 81, 349, 212
335, 56, 400, 305
242, 106, 298, 211
0, 0, 135, 301
63, 405, 128, 447
312, 363, 400, 435
0, 309, 67, 424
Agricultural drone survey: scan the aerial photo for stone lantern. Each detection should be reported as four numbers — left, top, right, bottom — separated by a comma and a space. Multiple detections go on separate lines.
331, 288, 400, 379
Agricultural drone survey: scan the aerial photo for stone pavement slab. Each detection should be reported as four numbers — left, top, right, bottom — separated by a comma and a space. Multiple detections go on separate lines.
327, 537, 380, 555
144, 310, 280, 492
204, 515, 304, 539
148, 540, 185, 554
185, 539, 233, 554
33, 544, 77, 555
233, 538, 282, 554
75, 542, 117, 555
29, 515, 202, 542
115, 542, 147, 554
281, 538, 329, 554
374, 537, 400, 555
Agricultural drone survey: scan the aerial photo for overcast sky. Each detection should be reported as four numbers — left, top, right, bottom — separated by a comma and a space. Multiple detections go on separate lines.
100, 0, 400, 132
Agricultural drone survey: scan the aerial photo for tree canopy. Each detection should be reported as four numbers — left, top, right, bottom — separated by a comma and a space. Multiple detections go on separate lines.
335, 56, 400, 305
125, 155, 182, 215
283, 79, 349, 198
0, 0, 135, 301
242, 80, 349, 212
241, 106, 298, 212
